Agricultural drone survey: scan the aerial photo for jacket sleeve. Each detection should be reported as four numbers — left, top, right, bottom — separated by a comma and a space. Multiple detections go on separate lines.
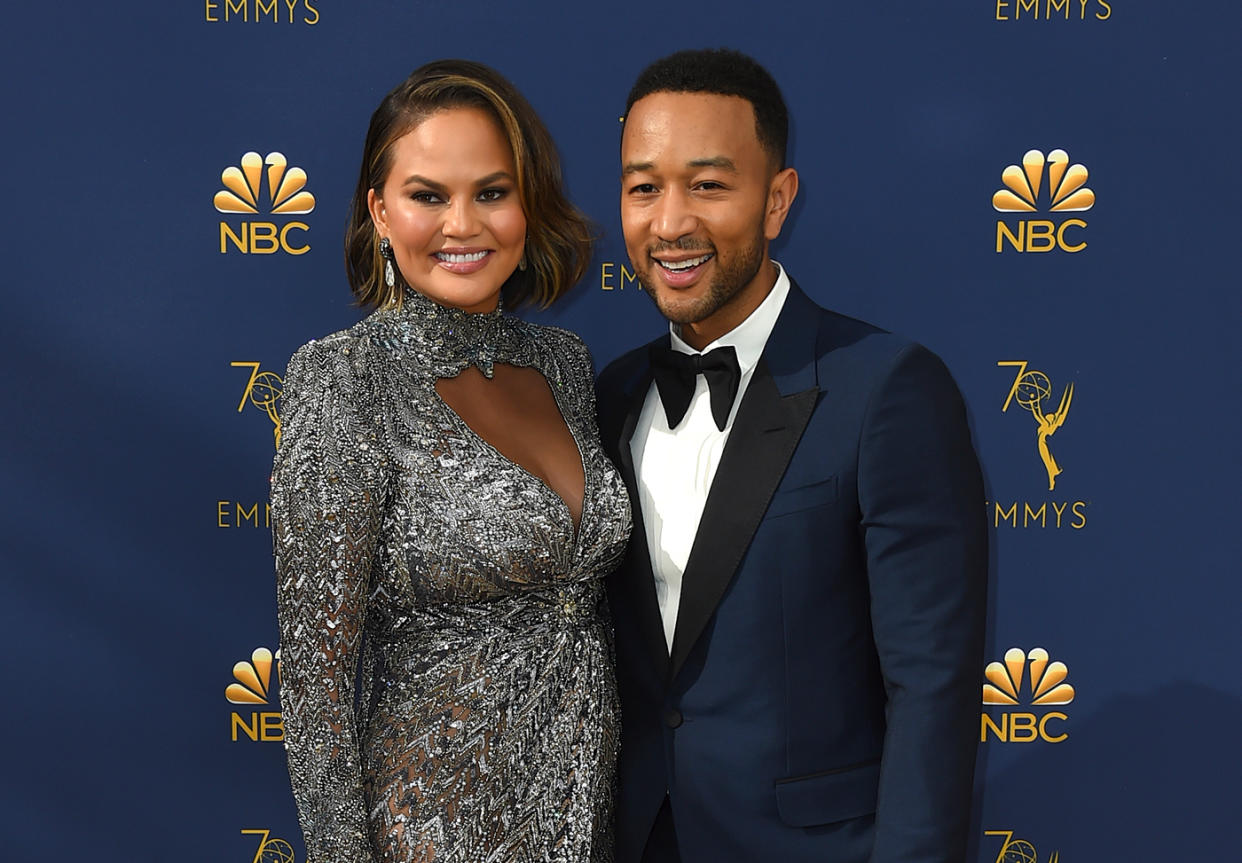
270, 337, 387, 863
858, 344, 988, 863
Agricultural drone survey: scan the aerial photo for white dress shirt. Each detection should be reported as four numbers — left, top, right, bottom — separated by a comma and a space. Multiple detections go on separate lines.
630, 263, 792, 651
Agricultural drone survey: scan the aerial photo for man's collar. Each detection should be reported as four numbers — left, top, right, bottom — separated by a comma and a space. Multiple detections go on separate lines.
669, 261, 791, 375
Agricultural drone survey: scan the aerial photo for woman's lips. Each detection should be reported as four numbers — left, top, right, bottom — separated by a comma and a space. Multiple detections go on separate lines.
434, 249, 493, 274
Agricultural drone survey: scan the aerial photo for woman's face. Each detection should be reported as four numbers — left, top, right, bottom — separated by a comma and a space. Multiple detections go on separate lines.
369, 108, 527, 313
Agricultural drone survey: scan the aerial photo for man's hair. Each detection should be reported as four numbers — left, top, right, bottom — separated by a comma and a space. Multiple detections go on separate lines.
625, 48, 789, 169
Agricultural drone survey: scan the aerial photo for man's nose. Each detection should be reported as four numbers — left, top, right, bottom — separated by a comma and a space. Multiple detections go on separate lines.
652, 188, 697, 241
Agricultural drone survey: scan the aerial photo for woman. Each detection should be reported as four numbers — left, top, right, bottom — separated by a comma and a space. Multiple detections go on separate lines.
271, 60, 631, 863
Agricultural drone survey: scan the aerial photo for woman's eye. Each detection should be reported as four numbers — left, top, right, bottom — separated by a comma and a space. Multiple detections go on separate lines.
478, 187, 508, 202
411, 191, 441, 204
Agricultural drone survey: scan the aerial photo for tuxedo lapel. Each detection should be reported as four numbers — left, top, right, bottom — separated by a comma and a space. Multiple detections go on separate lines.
607, 346, 673, 676
668, 283, 822, 680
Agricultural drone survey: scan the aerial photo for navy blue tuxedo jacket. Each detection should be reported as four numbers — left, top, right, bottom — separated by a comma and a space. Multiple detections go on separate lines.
595, 282, 987, 863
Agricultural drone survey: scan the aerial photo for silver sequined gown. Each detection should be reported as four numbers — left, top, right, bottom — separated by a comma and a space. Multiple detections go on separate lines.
271, 290, 631, 863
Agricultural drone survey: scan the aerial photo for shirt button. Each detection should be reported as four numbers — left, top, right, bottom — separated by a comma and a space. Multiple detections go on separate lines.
663, 708, 683, 729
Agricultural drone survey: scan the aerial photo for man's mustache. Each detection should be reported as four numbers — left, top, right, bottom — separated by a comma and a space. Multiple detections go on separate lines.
647, 238, 715, 256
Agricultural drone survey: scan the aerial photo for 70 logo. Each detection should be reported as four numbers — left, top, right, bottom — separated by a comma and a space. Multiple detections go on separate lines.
241, 829, 296, 863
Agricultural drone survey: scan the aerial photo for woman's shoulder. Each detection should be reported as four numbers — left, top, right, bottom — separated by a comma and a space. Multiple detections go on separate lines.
287, 309, 406, 367
515, 318, 593, 365
282, 311, 410, 401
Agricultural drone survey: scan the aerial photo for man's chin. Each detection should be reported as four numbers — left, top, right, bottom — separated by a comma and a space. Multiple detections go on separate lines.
648, 288, 713, 327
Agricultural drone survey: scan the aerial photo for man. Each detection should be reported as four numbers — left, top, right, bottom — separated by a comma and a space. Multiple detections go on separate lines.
596, 49, 987, 863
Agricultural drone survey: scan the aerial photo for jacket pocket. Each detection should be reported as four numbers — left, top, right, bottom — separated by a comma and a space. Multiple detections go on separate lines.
774, 758, 880, 827
765, 475, 839, 519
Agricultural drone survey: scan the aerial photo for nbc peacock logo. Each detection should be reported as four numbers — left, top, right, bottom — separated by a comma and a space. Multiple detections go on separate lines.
226, 647, 284, 742
215, 151, 314, 255
984, 647, 1075, 706
993, 148, 1094, 253
993, 149, 1095, 213
981, 647, 1074, 744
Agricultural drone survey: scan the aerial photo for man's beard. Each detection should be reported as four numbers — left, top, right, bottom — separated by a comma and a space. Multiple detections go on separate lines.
636, 229, 766, 327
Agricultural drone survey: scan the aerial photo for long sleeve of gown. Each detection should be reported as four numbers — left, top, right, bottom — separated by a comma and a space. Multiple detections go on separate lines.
271, 337, 387, 863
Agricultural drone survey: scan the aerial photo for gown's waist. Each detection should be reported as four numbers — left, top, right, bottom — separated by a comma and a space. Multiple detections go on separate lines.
370, 579, 606, 647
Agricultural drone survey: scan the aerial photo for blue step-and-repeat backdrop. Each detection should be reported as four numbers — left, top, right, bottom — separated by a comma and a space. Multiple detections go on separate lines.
3, 2, 1239, 861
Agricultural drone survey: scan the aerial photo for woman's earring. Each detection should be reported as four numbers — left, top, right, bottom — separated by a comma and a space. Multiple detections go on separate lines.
379, 237, 395, 288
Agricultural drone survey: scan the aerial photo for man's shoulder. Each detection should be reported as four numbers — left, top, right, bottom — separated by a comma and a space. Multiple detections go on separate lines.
782, 281, 921, 363
597, 333, 665, 390
777, 283, 963, 406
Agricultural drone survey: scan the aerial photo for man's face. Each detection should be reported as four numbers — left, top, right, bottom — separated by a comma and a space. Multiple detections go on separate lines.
620, 91, 784, 333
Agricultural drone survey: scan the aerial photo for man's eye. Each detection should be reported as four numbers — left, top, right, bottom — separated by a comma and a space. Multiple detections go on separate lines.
629, 183, 657, 194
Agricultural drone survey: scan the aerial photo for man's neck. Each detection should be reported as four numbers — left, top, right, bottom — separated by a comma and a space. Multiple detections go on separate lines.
678, 259, 779, 351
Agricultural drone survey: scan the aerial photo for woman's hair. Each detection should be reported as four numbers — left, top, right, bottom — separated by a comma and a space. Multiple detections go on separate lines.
345, 59, 593, 310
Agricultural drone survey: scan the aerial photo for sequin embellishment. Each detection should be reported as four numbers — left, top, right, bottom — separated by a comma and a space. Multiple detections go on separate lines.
272, 289, 631, 862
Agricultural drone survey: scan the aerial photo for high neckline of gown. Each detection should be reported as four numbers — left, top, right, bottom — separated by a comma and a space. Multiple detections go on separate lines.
390, 287, 528, 379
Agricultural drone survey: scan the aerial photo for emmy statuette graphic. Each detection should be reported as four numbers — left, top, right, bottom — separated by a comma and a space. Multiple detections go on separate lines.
232, 361, 284, 449
1000, 361, 1073, 491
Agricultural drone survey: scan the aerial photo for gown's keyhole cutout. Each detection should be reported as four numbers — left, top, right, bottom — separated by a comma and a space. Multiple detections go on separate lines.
435, 364, 585, 532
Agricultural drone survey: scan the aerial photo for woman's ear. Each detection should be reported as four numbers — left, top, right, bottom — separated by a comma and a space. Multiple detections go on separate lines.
368, 188, 388, 235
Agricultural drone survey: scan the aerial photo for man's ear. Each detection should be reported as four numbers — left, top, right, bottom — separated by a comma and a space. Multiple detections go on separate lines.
764, 167, 798, 241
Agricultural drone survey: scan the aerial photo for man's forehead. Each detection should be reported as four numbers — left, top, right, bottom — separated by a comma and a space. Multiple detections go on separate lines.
622, 91, 762, 161
626, 90, 757, 127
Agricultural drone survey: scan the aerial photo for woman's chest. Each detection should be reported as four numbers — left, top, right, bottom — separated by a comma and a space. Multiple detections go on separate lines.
373, 391, 630, 603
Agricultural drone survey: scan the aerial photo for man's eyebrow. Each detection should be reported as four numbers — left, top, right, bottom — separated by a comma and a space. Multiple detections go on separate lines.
688, 156, 736, 171
622, 161, 654, 176
623, 157, 738, 176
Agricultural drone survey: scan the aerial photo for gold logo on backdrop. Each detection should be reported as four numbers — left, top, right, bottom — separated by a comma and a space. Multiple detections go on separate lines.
216, 152, 313, 254
993, 149, 1094, 213
983, 647, 1075, 706
599, 261, 643, 292
206, 0, 320, 24
984, 830, 1061, 863
217, 501, 272, 529
995, 0, 1111, 21
993, 149, 1093, 252
999, 361, 1073, 491
225, 647, 278, 705
227, 647, 284, 742
981, 647, 1073, 743
215, 151, 315, 215
233, 361, 283, 448
240, 829, 297, 863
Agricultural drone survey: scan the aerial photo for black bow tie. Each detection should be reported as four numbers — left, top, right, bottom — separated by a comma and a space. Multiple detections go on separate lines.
648, 343, 741, 431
